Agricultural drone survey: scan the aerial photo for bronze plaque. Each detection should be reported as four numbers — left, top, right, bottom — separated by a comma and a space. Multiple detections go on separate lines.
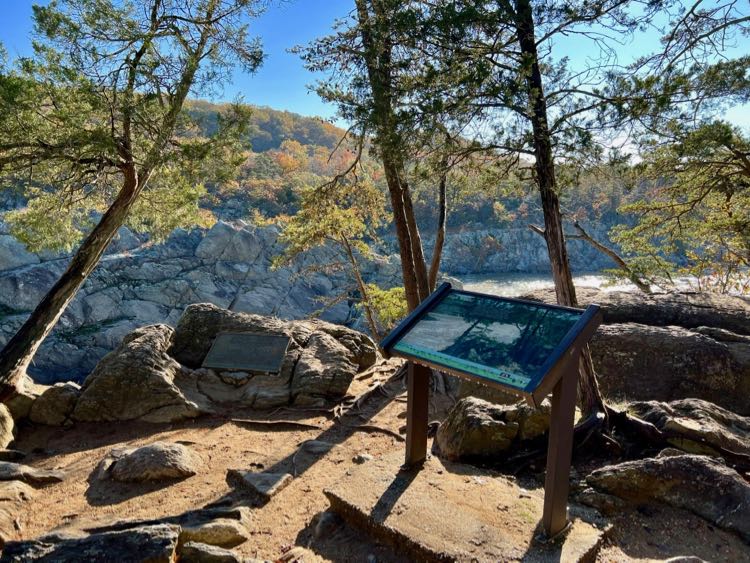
202, 333, 290, 373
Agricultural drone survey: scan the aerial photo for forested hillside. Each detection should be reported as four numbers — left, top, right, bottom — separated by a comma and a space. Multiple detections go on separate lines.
186, 100, 633, 237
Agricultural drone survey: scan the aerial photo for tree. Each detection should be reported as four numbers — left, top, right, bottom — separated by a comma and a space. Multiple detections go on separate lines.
276, 154, 391, 339
298, 0, 450, 313
611, 122, 750, 294
408, 0, 668, 417
603, 1, 750, 294
0, 0, 265, 398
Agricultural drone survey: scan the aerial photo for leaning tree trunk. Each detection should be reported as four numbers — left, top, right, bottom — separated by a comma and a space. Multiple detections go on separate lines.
0, 166, 142, 400
514, 0, 607, 417
428, 169, 448, 292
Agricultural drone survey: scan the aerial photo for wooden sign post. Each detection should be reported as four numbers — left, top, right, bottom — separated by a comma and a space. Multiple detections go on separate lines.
381, 283, 601, 538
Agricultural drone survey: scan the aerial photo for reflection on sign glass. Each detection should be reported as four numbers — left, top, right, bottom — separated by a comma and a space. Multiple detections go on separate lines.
392, 292, 582, 391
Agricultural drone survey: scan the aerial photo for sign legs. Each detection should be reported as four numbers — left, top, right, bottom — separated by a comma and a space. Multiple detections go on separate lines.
542, 358, 579, 537
404, 362, 430, 467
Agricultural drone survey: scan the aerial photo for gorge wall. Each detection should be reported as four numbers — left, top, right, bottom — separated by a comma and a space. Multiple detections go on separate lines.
0, 220, 615, 384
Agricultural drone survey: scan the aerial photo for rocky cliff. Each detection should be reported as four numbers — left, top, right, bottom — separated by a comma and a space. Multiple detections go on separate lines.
0, 220, 400, 384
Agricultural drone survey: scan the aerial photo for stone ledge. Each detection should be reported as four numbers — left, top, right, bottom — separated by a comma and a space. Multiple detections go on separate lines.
325, 452, 609, 563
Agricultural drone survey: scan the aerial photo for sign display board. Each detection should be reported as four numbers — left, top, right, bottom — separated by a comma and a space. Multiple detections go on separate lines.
380, 282, 602, 539
202, 333, 290, 373
381, 283, 601, 405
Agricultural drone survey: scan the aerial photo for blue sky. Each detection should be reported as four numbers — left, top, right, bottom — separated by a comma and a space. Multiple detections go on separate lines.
1, 0, 746, 127
0, 0, 352, 119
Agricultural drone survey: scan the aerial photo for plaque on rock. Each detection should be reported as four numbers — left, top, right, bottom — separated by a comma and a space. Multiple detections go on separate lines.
202, 333, 291, 374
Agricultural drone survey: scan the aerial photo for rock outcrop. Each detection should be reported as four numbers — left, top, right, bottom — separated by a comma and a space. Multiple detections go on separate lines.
97, 442, 202, 482
37, 303, 379, 423
72, 325, 204, 423
628, 399, 750, 456
586, 453, 750, 542
435, 397, 551, 461
519, 288, 750, 414
0, 523, 181, 562
0, 220, 399, 384
524, 287, 750, 335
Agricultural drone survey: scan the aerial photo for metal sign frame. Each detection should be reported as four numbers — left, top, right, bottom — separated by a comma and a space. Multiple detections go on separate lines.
380, 282, 602, 538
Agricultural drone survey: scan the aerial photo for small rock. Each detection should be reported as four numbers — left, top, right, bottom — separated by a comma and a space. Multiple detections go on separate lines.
227, 470, 292, 502
0, 481, 34, 502
576, 487, 626, 516
98, 442, 201, 482
352, 453, 373, 464
313, 511, 343, 540
0, 462, 64, 486
179, 541, 242, 563
181, 518, 250, 548
29, 382, 80, 426
300, 440, 334, 455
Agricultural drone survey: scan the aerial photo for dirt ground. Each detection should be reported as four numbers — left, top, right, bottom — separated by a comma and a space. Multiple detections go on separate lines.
9, 365, 750, 562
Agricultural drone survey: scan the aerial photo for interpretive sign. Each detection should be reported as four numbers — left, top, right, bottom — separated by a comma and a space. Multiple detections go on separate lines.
380, 282, 602, 538
381, 283, 600, 407
202, 333, 290, 374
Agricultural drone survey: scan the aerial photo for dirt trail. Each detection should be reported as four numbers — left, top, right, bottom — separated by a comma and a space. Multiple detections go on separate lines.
9, 369, 750, 562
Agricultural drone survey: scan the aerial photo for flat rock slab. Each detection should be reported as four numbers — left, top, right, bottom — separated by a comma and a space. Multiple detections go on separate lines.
226, 470, 292, 503
325, 453, 609, 563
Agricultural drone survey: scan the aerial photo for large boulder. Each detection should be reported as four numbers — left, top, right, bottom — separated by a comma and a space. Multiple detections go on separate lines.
628, 399, 750, 456
291, 332, 359, 405
29, 382, 80, 426
67, 305, 377, 421
435, 397, 550, 461
97, 442, 202, 482
73, 325, 204, 423
590, 323, 748, 414
586, 454, 750, 542
523, 288, 750, 335
0, 406, 13, 449
169, 302, 376, 372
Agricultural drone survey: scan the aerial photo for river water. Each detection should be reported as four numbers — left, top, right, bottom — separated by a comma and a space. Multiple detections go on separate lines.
459, 272, 638, 297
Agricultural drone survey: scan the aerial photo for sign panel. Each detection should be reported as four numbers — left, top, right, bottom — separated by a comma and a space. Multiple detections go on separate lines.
202, 333, 290, 373
382, 284, 597, 396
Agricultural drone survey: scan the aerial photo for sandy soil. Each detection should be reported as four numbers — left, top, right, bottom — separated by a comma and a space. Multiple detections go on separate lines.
8, 364, 750, 562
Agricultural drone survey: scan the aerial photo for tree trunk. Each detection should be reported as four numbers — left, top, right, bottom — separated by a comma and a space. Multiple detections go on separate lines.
514, 0, 606, 417
0, 166, 142, 400
428, 169, 448, 292
354, 0, 428, 312
383, 162, 423, 311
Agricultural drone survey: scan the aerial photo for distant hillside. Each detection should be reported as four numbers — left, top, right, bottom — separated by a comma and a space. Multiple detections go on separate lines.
187, 100, 344, 152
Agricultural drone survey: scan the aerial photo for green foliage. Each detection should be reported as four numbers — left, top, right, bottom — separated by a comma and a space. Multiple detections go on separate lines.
611, 122, 750, 294
361, 284, 407, 332
0, 0, 265, 251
